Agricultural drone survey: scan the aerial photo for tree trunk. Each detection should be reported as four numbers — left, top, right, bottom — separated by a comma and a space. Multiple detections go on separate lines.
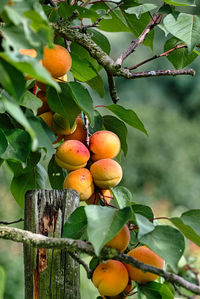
24, 189, 80, 299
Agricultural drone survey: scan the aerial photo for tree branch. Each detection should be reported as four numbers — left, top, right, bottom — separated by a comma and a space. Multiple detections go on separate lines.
1, 226, 200, 295
69, 252, 92, 278
129, 44, 187, 70
115, 13, 163, 66
52, 23, 195, 81
107, 72, 119, 103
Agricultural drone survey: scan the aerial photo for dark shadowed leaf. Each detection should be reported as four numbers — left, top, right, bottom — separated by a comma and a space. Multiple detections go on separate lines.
132, 204, 154, 220
48, 155, 66, 189
0, 129, 8, 156
138, 282, 174, 299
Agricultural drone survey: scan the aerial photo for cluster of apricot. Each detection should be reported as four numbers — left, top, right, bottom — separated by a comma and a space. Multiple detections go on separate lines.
93, 235, 164, 298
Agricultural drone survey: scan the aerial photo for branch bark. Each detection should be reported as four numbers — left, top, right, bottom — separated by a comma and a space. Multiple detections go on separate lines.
1, 225, 200, 296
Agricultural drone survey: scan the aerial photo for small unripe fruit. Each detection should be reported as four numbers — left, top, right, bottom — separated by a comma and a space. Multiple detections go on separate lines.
126, 246, 164, 284
63, 168, 94, 200
89, 130, 121, 161
105, 225, 130, 252
90, 158, 122, 189
55, 140, 90, 171
53, 113, 77, 135
92, 260, 129, 297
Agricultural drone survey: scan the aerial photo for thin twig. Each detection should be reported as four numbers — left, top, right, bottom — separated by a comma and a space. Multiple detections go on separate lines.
107, 72, 119, 104
0, 218, 24, 225
1, 226, 200, 295
129, 44, 187, 70
115, 13, 163, 66
69, 252, 92, 278
84, 114, 90, 147
92, 2, 123, 27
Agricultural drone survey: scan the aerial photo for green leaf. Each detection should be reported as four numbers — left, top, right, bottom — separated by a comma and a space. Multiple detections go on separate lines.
0, 52, 60, 91
71, 54, 98, 82
163, 0, 195, 6
0, 95, 37, 150
125, 4, 158, 19
170, 209, 200, 246
106, 104, 148, 135
58, 3, 99, 20
88, 29, 111, 54
67, 82, 94, 126
26, 113, 55, 159
132, 204, 154, 220
103, 115, 128, 156
163, 13, 200, 52
11, 163, 47, 209
0, 266, 6, 299
121, 0, 154, 49
0, 128, 8, 155
85, 206, 132, 255
1, 129, 31, 163
111, 186, 133, 209
6, 151, 41, 177
91, 2, 130, 32
140, 225, 185, 272
19, 90, 42, 115
47, 84, 81, 128
48, 155, 66, 189
62, 207, 87, 239
136, 214, 155, 239
0, 59, 26, 100
86, 75, 105, 98
89, 110, 103, 134
0, 0, 9, 13
138, 282, 174, 299
164, 37, 198, 69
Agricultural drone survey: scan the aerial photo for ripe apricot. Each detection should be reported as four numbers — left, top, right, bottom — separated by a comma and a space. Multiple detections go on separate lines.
64, 118, 87, 144
53, 113, 77, 135
126, 246, 164, 284
89, 130, 121, 161
42, 44, 72, 78
19, 48, 37, 58
90, 158, 122, 189
63, 168, 94, 201
92, 260, 129, 297
105, 225, 130, 253
55, 140, 90, 171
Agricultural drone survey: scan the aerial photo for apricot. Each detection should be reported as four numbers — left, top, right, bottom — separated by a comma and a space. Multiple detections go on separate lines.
105, 225, 130, 253
126, 246, 164, 284
42, 44, 72, 78
63, 168, 94, 201
19, 48, 37, 58
39, 111, 53, 129
90, 158, 122, 189
53, 113, 77, 135
64, 118, 87, 144
55, 140, 90, 171
86, 189, 113, 205
89, 130, 121, 161
92, 260, 129, 297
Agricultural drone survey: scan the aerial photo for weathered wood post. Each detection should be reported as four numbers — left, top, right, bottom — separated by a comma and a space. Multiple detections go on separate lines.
24, 189, 80, 299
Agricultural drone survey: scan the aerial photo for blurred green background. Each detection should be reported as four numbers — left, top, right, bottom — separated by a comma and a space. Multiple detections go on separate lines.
1, 24, 200, 298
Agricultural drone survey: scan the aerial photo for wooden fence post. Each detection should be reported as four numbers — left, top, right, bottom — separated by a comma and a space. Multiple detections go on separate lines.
24, 189, 80, 299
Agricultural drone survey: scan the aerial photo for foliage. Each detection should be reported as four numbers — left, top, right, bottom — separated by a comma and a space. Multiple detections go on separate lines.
0, 0, 200, 298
